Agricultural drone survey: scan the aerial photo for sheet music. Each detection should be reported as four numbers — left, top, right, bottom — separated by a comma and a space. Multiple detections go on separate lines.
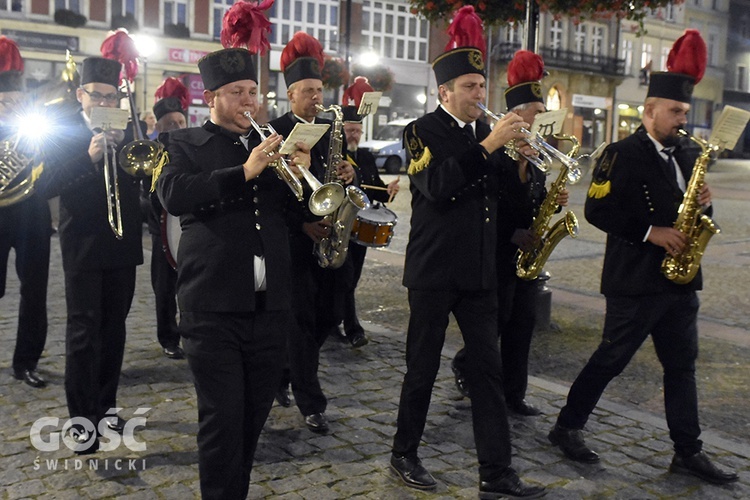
709, 105, 750, 150
89, 107, 129, 130
357, 92, 382, 116
279, 123, 331, 155
530, 108, 567, 137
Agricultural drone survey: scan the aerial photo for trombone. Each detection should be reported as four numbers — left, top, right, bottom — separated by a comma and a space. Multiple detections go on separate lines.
243, 111, 344, 216
102, 80, 165, 239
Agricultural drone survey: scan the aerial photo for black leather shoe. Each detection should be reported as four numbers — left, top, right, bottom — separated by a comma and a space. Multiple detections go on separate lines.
508, 399, 542, 417
304, 413, 329, 433
275, 386, 291, 407
163, 345, 185, 359
390, 454, 437, 490
349, 331, 369, 348
67, 424, 99, 455
105, 415, 127, 434
14, 368, 46, 388
479, 468, 546, 499
451, 361, 470, 398
548, 423, 600, 463
669, 451, 739, 485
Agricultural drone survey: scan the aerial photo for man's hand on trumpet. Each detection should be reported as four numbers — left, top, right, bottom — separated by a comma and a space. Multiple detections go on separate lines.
243, 133, 283, 181
287, 141, 311, 178
480, 111, 529, 155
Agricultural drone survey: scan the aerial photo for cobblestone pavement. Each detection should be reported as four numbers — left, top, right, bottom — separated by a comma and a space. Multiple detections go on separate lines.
1, 160, 749, 499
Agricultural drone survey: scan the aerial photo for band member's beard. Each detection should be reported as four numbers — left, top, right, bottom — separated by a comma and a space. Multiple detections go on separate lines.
662, 133, 681, 147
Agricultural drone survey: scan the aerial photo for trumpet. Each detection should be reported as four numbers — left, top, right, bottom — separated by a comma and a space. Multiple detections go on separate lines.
477, 102, 582, 178
244, 111, 304, 201
243, 111, 344, 216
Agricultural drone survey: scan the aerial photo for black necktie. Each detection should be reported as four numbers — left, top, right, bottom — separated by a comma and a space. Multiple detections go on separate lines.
464, 123, 475, 140
662, 147, 683, 191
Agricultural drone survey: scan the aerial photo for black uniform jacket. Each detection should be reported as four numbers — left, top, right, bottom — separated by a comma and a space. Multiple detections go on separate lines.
349, 148, 390, 204
156, 121, 293, 313
402, 106, 499, 291
36, 109, 143, 273
584, 125, 708, 296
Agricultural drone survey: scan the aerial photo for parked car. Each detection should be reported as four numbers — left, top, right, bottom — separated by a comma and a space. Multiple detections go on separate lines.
359, 118, 412, 174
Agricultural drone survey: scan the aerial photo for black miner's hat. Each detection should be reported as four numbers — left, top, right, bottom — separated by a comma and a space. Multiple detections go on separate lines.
647, 30, 706, 104
198, 48, 257, 92
80, 57, 121, 88
432, 7, 486, 86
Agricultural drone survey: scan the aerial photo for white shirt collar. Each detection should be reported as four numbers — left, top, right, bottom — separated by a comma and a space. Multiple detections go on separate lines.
440, 104, 474, 133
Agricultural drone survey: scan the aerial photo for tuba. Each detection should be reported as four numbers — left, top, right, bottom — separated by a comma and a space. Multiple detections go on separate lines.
313, 104, 370, 269
515, 138, 603, 280
660, 130, 721, 284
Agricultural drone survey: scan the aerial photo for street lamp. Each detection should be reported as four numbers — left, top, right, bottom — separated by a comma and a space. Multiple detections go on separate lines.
132, 34, 156, 112
358, 50, 380, 67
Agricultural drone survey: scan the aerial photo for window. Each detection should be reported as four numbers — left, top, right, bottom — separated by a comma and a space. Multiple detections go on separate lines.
213, 0, 234, 39
362, 1, 428, 62
547, 86, 561, 111
549, 20, 562, 51
621, 39, 634, 75
269, 0, 339, 52
665, 2, 675, 20
55, 0, 80, 12
574, 24, 587, 54
113, 0, 135, 17
165, 0, 188, 26
738, 65, 747, 91
504, 23, 521, 44
1, 0, 23, 12
660, 46, 670, 71
707, 32, 718, 66
641, 42, 652, 70
591, 25, 604, 57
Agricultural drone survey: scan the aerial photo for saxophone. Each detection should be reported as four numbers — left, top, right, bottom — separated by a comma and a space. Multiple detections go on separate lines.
313, 104, 370, 269
660, 130, 721, 284
515, 134, 582, 280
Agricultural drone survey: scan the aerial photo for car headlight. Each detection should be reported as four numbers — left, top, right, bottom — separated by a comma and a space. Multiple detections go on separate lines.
369, 147, 380, 155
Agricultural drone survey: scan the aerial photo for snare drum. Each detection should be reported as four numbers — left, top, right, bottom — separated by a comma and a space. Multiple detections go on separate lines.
159, 210, 182, 270
351, 203, 397, 248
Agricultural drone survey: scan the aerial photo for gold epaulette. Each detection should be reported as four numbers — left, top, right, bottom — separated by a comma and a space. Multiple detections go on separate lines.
408, 146, 432, 175
149, 151, 170, 193
587, 151, 617, 199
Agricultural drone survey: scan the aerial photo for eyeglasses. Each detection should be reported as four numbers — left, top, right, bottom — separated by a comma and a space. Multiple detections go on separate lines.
81, 88, 120, 103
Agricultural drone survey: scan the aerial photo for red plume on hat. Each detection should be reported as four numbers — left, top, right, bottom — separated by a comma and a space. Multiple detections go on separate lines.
666, 29, 707, 84
100, 29, 139, 83
154, 77, 189, 110
445, 6, 486, 58
0, 36, 24, 74
507, 50, 544, 87
220, 0, 274, 55
342, 76, 373, 108
280, 31, 325, 73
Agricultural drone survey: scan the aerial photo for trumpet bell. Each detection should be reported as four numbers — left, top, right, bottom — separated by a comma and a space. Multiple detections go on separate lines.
309, 182, 346, 216
118, 139, 165, 177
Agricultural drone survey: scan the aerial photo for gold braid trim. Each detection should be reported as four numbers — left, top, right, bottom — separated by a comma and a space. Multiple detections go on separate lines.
407, 146, 432, 175
587, 180, 611, 199
149, 151, 170, 193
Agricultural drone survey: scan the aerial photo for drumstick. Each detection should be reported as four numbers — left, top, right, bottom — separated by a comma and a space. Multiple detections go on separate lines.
387, 176, 400, 204
361, 184, 389, 191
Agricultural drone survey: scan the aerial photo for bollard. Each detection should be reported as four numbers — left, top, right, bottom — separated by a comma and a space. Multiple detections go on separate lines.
534, 271, 551, 331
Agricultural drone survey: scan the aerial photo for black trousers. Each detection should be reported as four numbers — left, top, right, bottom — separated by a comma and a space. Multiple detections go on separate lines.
64, 266, 135, 424
181, 309, 288, 500
558, 292, 703, 456
286, 247, 350, 416
393, 288, 512, 482
150, 234, 180, 348
454, 275, 539, 404
343, 240, 367, 337
0, 197, 51, 372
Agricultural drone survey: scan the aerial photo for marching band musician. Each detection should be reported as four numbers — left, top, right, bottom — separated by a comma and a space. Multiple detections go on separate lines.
155, 47, 311, 498
339, 77, 399, 348
0, 36, 52, 389
451, 50, 569, 416
268, 32, 357, 432
389, 7, 545, 498
34, 36, 145, 454
548, 30, 738, 485
145, 77, 189, 360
